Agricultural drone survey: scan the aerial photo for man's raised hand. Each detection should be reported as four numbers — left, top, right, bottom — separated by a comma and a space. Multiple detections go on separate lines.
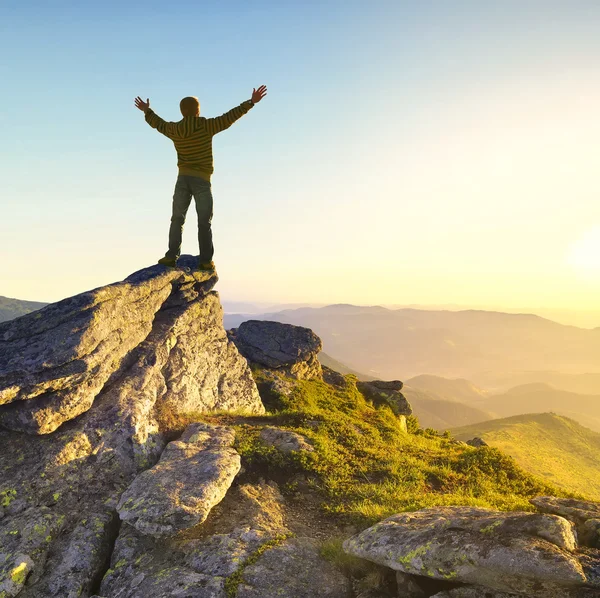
134, 97, 150, 113
251, 85, 267, 104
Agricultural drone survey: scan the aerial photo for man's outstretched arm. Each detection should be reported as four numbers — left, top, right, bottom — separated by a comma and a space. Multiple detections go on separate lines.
205, 85, 267, 135
134, 96, 185, 139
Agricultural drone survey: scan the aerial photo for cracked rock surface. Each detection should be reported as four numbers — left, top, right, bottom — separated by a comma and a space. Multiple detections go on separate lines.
344, 506, 600, 598
0, 256, 263, 434
229, 320, 323, 380
117, 423, 241, 537
0, 257, 264, 597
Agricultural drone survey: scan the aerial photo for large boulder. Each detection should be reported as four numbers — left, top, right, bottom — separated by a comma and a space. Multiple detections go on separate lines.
531, 496, 600, 548
229, 320, 323, 380
0, 258, 265, 597
117, 423, 241, 537
0, 256, 263, 435
343, 506, 599, 598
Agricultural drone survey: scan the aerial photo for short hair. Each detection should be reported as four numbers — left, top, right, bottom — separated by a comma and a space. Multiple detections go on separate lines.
180, 96, 200, 117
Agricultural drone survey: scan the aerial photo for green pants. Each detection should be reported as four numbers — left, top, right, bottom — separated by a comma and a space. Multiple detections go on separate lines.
165, 175, 214, 262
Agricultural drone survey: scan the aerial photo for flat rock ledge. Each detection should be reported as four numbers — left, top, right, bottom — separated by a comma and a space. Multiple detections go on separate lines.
117, 423, 241, 537
344, 505, 600, 598
229, 320, 323, 380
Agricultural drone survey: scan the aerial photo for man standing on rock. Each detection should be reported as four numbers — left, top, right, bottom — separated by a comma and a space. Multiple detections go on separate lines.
134, 85, 268, 272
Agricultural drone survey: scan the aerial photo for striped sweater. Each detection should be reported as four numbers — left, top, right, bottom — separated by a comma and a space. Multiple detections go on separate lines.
145, 99, 254, 181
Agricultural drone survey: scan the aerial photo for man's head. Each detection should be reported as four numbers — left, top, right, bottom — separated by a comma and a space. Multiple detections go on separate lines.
180, 96, 200, 117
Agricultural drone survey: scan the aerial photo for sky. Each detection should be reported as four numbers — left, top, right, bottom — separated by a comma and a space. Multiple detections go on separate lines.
2, 0, 600, 324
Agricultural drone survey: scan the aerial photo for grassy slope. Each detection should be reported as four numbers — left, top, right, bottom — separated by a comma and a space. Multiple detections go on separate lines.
227, 369, 567, 527
452, 413, 600, 499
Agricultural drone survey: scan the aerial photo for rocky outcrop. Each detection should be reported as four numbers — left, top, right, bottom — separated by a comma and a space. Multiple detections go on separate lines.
322, 365, 351, 388
356, 380, 412, 416
229, 320, 323, 380
0, 257, 266, 597
100, 481, 351, 598
117, 423, 241, 537
0, 256, 263, 435
344, 505, 600, 598
531, 496, 600, 548
100, 482, 288, 597
235, 536, 352, 598
466, 437, 488, 447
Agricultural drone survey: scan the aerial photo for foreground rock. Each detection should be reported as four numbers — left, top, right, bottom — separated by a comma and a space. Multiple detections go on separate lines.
0, 256, 263, 434
0, 258, 265, 596
236, 537, 352, 598
117, 423, 241, 537
229, 320, 323, 380
532, 496, 600, 548
344, 506, 599, 597
101, 482, 351, 598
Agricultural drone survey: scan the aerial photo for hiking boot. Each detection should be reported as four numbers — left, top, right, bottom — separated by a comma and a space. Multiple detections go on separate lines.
197, 260, 215, 272
158, 256, 177, 268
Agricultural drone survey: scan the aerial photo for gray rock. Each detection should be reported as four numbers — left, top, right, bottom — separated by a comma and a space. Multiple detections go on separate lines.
357, 380, 412, 416
0, 258, 265, 595
34, 509, 118, 598
0, 256, 263, 434
343, 506, 592, 597
117, 423, 241, 537
369, 380, 404, 392
236, 537, 352, 598
100, 483, 290, 598
322, 366, 350, 388
260, 426, 314, 453
466, 437, 488, 447
531, 496, 600, 548
229, 320, 323, 380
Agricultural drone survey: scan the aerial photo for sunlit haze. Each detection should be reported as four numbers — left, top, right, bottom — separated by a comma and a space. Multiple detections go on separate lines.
2, 1, 600, 324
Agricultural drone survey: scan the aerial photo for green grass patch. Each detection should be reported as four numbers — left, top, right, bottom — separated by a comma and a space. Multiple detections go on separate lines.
235, 371, 569, 527
452, 413, 600, 499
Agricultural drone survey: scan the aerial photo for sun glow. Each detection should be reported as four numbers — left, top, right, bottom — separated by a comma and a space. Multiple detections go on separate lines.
567, 227, 600, 274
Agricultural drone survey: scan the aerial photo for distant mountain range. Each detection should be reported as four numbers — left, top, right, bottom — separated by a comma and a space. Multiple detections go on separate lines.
224, 304, 600, 382
0, 295, 47, 323
452, 413, 600, 499
402, 374, 600, 432
402, 386, 493, 430
6, 298, 600, 433
318, 352, 375, 380
404, 374, 488, 403
476, 383, 600, 433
